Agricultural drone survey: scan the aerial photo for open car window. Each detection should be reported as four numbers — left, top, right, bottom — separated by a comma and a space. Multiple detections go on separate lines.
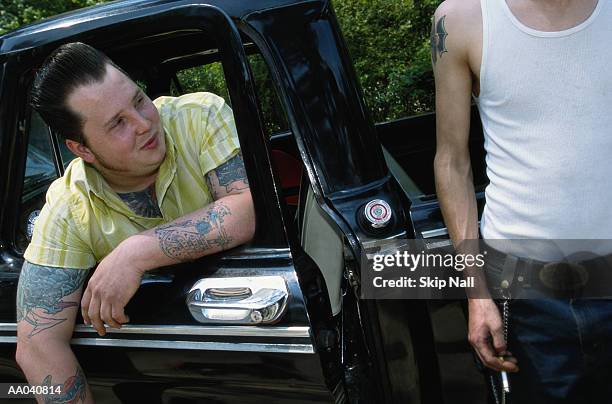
171, 53, 289, 136
166, 47, 299, 212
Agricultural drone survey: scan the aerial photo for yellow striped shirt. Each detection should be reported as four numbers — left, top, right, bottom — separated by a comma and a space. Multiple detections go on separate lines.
24, 92, 241, 269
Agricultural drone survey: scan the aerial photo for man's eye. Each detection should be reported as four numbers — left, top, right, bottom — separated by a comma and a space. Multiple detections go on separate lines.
113, 118, 124, 128
135, 96, 144, 105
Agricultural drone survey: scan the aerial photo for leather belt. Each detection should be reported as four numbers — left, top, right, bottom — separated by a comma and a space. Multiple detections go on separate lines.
484, 245, 612, 298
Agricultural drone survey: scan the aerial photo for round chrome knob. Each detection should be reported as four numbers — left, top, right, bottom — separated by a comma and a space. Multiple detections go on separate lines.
250, 310, 263, 323
363, 199, 392, 229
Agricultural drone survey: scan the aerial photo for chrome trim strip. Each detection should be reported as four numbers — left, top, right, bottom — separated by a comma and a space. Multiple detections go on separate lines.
424, 239, 453, 250
0, 336, 314, 354
0, 323, 311, 338
422, 221, 480, 239
332, 380, 347, 404
221, 247, 292, 261
421, 227, 449, 239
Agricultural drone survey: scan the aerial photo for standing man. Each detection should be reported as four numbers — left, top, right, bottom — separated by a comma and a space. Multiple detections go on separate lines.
432, 0, 612, 401
16, 42, 255, 403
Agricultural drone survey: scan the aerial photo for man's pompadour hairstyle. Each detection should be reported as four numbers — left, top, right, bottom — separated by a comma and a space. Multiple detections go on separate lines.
30, 42, 124, 143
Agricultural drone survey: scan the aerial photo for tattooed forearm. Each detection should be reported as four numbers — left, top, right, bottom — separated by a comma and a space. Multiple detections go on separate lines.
206, 153, 249, 198
117, 185, 162, 218
17, 262, 89, 337
41, 367, 87, 403
154, 201, 233, 261
431, 15, 448, 65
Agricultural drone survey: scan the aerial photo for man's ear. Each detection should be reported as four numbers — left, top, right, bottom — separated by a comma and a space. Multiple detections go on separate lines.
65, 139, 96, 164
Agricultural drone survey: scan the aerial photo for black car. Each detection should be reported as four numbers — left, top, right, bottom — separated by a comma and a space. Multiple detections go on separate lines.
0, 0, 490, 402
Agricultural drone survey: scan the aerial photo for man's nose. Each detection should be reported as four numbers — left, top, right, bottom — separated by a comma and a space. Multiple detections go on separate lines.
133, 111, 152, 135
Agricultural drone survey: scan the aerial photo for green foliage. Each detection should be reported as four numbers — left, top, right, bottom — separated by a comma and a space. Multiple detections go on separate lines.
173, 0, 441, 127
0, 0, 102, 35
175, 63, 229, 103
334, 0, 439, 121
248, 54, 290, 133
174, 55, 288, 134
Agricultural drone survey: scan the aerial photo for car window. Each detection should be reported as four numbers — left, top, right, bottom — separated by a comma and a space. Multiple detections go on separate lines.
173, 62, 230, 105
169, 48, 298, 218
245, 52, 299, 215
172, 54, 289, 136
23, 112, 56, 182
16, 111, 60, 253
246, 53, 289, 135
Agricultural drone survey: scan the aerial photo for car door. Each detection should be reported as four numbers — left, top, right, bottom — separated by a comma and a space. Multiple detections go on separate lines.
0, 3, 344, 403
238, 2, 435, 402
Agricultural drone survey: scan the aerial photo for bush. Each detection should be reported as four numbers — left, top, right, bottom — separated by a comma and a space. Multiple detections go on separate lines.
333, 0, 439, 122
175, 55, 289, 135
0, 0, 100, 35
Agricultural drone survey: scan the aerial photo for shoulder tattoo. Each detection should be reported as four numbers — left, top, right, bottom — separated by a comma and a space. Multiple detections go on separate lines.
206, 153, 249, 199
17, 262, 89, 337
431, 15, 448, 66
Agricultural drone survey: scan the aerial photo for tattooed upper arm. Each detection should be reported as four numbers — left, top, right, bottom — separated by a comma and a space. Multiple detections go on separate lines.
431, 14, 448, 66
205, 152, 249, 200
17, 261, 89, 338
431, 0, 482, 71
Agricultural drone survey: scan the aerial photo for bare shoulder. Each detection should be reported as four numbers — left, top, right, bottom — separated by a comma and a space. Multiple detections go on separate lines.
432, 0, 482, 64
435, 0, 481, 23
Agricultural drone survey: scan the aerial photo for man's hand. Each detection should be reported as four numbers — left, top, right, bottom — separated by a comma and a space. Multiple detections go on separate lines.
468, 299, 519, 372
81, 238, 143, 335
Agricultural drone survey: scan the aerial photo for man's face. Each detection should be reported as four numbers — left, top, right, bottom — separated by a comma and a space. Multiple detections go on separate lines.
67, 64, 166, 180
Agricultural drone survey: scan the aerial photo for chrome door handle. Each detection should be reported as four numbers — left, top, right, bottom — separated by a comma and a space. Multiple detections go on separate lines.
186, 276, 288, 324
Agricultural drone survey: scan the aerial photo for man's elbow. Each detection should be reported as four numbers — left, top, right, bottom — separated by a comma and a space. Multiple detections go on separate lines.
234, 189, 256, 244
434, 149, 454, 183
15, 340, 27, 370
15, 338, 42, 374
434, 148, 471, 180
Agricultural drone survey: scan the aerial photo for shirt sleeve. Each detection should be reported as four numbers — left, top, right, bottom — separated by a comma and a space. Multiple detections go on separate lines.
196, 93, 242, 176
24, 192, 95, 270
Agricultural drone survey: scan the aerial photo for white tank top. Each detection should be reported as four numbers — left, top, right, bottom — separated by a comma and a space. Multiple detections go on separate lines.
476, 0, 612, 248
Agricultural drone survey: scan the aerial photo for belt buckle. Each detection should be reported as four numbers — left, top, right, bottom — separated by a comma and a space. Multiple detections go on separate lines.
539, 261, 588, 291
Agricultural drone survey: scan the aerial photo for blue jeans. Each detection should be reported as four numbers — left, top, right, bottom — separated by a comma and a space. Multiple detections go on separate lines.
507, 297, 612, 403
